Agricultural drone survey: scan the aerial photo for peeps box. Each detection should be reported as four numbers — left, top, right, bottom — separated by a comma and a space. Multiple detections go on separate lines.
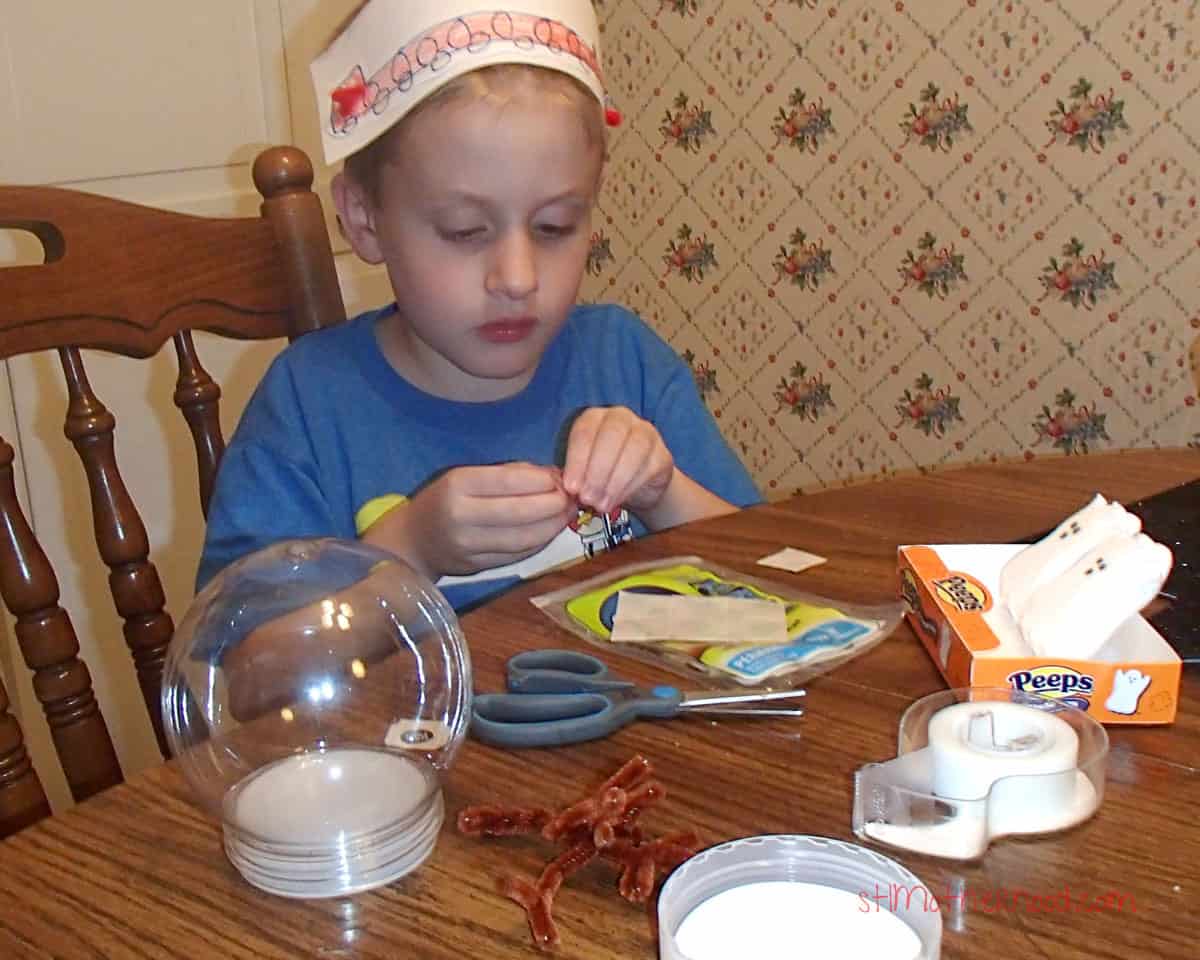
898, 543, 1181, 725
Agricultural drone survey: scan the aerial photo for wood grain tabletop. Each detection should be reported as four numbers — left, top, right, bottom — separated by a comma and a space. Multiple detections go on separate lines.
1, 448, 1196, 959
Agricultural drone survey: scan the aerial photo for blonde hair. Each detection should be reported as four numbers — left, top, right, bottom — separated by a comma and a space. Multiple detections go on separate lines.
343, 63, 606, 202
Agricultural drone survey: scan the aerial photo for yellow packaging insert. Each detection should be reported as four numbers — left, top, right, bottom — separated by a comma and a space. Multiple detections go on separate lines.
533, 556, 903, 687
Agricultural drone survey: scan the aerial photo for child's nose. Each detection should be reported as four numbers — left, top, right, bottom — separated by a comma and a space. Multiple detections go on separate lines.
487, 232, 538, 300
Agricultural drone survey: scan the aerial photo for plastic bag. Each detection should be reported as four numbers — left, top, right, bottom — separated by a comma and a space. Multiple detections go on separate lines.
530, 555, 903, 687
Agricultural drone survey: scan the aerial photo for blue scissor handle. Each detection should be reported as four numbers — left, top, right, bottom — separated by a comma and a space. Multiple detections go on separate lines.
471, 688, 684, 748
506, 649, 637, 694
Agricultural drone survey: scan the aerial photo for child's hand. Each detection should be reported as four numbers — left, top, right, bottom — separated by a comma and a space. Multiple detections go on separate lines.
364, 463, 575, 580
562, 406, 675, 516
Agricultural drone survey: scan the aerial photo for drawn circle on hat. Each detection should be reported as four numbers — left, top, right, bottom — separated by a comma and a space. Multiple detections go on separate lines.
492, 12, 515, 41
367, 82, 389, 116
467, 27, 491, 54
446, 18, 472, 51
391, 52, 414, 91
512, 19, 534, 50
534, 18, 556, 50
415, 36, 450, 72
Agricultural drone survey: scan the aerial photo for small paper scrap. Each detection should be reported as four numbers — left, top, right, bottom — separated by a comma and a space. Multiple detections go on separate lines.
609, 592, 788, 646
757, 547, 828, 574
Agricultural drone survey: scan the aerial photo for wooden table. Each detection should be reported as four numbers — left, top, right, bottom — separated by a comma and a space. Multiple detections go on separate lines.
1, 449, 1196, 959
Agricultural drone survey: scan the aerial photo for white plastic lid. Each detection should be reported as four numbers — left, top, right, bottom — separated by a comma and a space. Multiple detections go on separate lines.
227, 747, 435, 844
658, 835, 940, 960
222, 748, 442, 898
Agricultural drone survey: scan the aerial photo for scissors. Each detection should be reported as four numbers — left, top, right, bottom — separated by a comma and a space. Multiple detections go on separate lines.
470, 649, 806, 748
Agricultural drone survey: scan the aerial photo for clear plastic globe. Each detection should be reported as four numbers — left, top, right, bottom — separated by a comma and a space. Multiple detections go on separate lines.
162, 538, 472, 898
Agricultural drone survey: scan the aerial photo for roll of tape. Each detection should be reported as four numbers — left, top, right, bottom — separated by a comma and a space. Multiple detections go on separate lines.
854, 691, 1105, 860
928, 701, 1078, 811
928, 702, 1093, 841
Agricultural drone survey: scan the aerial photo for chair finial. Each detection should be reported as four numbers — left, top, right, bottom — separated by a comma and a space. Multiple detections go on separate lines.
252, 146, 315, 199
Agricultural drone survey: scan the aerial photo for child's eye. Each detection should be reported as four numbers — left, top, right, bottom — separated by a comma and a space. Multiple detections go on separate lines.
442, 227, 486, 243
537, 223, 578, 239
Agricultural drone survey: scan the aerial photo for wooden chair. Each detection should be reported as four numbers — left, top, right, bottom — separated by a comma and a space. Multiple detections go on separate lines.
0, 146, 346, 837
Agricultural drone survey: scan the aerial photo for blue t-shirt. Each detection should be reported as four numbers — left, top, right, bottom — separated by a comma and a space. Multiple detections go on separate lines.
198, 302, 762, 609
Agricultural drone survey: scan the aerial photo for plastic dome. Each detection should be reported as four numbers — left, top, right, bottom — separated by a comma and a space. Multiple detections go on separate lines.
162, 538, 472, 898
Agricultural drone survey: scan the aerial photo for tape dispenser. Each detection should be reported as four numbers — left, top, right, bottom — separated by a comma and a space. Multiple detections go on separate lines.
852, 687, 1108, 861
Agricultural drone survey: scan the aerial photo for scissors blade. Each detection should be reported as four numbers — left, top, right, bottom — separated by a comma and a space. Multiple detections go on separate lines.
680, 688, 807, 708
684, 706, 805, 717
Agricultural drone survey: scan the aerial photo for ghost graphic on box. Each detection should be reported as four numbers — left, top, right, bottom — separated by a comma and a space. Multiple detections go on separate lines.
1105, 668, 1152, 715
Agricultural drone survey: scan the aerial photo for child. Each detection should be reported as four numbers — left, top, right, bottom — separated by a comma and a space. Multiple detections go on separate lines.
197, 0, 762, 611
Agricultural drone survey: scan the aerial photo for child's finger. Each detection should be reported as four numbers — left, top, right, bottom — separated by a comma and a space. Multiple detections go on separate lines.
561, 410, 603, 494
470, 490, 573, 528
456, 505, 575, 563
458, 461, 565, 497
469, 517, 572, 561
569, 414, 632, 506
591, 430, 654, 512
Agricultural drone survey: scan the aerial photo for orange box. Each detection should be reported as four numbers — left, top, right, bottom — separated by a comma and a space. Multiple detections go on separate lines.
898, 543, 1181, 725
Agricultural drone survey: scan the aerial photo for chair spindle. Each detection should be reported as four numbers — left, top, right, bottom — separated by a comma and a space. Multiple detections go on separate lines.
172, 331, 224, 518
59, 347, 171, 758
0, 435, 122, 801
0, 671, 51, 837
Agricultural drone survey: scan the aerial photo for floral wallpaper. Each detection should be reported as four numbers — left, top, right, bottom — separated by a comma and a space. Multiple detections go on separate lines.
577, 0, 1200, 497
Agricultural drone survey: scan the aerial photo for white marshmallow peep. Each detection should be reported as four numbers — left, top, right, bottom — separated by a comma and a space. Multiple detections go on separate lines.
999, 494, 1142, 621
1018, 532, 1173, 660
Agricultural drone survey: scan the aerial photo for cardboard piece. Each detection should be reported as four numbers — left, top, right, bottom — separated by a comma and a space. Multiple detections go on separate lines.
608, 592, 788, 646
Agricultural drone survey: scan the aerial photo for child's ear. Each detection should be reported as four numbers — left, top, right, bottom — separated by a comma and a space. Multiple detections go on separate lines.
331, 171, 384, 264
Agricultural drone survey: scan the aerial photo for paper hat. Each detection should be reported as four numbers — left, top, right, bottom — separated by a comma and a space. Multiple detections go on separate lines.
311, 1, 614, 165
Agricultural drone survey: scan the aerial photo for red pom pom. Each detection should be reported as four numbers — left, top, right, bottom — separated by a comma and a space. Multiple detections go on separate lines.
605, 106, 623, 127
